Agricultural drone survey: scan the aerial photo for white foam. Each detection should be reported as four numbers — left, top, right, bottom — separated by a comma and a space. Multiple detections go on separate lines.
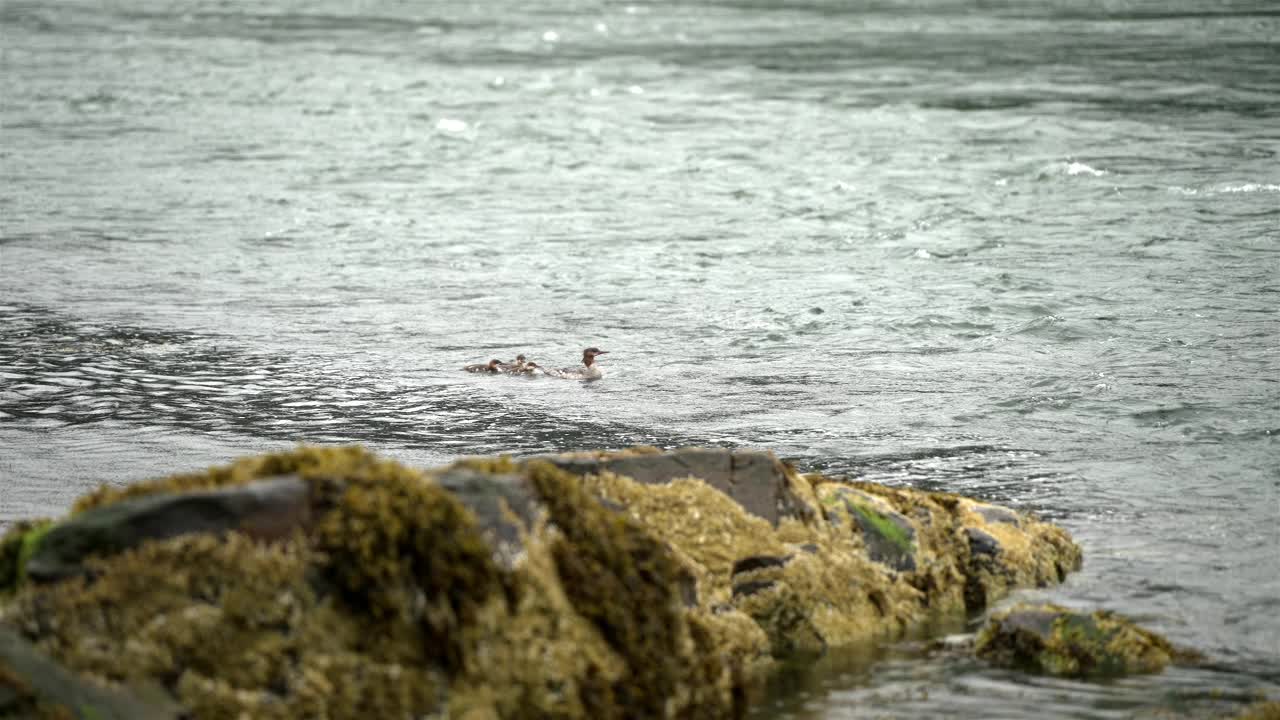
1066, 161, 1106, 177
1218, 183, 1280, 193
435, 117, 469, 134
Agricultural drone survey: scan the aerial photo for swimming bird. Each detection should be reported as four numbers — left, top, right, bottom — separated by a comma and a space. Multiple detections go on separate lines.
543, 347, 609, 380
499, 354, 528, 373
463, 358, 503, 373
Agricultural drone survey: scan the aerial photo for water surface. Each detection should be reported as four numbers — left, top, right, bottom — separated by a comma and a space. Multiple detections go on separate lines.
2, 1, 1278, 716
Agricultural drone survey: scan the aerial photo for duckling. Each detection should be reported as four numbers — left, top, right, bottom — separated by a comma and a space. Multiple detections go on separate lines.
463, 358, 503, 374
499, 354, 528, 373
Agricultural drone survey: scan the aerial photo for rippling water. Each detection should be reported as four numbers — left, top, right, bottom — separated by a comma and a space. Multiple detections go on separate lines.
2, 0, 1278, 716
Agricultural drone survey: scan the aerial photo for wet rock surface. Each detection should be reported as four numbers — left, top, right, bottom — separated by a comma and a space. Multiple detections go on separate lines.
0, 445, 1091, 720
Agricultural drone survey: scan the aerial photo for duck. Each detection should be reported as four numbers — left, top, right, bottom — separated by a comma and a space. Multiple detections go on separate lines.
543, 347, 609, 381
499, 354, 528, 373
463, 358, 503, 373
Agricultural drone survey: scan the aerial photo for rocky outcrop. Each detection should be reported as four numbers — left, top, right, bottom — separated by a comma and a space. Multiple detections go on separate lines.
0, 445, 1086, 719
974, 603, 1197, 677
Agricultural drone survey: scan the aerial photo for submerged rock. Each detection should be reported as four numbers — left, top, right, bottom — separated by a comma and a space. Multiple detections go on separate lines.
0, 445, 1089, 719
974, 603, 1191, 677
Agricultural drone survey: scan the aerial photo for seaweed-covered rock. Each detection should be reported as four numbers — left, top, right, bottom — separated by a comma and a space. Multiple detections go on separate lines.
974, 603, 1185, 677
24, 476, 310, 583
952, 497, 1082, 612
0, 445, 1090, 719
1, 447, 753, 720
535, 447, 818, 526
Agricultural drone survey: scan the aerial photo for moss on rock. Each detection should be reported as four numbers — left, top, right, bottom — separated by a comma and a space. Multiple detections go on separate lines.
526, 461, 743, 719
1, 445, 1090, 719
0, 520, 52, 595
974, 603, 1185, 677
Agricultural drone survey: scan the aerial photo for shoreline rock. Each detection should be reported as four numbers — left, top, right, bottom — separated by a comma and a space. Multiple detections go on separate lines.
974, 603, 1200, 678
1, 445, 1087, 719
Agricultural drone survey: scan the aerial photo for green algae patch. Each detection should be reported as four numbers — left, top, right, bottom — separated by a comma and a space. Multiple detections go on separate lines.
0, 520, 52, 595
847, 503, 914, 557
975, 603, 1183, 678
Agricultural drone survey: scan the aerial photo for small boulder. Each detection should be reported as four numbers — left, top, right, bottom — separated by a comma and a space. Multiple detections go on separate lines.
975, 603, 1183, 677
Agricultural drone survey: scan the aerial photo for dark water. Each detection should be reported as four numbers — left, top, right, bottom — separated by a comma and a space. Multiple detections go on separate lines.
2, 1, 1278, 716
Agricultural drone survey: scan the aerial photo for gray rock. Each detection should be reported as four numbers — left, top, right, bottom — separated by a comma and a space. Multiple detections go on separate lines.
966, 527, 1002, 558
974, 504, 1021, 526
535, 448, 815, 526
826, 488, 917, 572
435, 469, 540, 569
0, 626, 180, 719
26, 476, 311, 583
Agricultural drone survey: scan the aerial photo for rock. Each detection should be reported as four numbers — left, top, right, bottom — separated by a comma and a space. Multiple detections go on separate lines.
818, 486, 917, 572
965, 527, 1001, 558
975, 603, 1181, 677
25, 475, 311, 582
0, 444, 1091, 719
534, 447, 817, 526
433, 468, 540, 569
731, 554, 793, 575
0, 626, 179, 719
731, 580, 827, 659
972, 504, 1021, 526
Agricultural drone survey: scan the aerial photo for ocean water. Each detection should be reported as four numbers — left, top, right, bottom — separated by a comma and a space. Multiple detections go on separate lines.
1, 0, 1278, 716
